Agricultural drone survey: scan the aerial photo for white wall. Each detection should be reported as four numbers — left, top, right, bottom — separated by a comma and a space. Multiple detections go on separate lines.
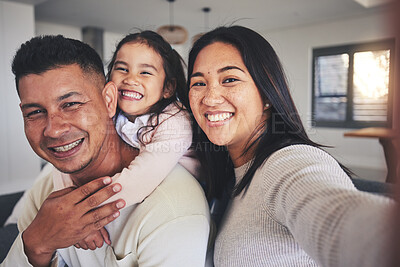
1, 8, 391, 194
35, 21, 82, 40
264, 11, 392, 179
0, 1, 41, 195
103, 31, 124, 64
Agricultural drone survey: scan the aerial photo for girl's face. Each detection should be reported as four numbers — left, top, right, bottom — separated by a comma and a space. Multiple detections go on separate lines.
111, 42, 169, 120
189, 42, 268, 166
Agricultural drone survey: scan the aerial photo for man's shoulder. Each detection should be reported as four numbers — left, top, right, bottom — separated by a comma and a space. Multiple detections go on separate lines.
26, 164, 55, 206
17, 165, 55, 231
148, 164, 209, 215
120, 164, 210, 233
107, 164, 210, 262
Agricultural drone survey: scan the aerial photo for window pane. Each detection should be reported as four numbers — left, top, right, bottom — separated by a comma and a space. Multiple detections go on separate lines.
315, 54, 349, 96
315, 97, 347, 121
314, 54, 348, 121
353, 50, 390, 122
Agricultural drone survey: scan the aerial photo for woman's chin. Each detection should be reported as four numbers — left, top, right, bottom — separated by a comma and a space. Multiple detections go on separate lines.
207, 136, 229, 147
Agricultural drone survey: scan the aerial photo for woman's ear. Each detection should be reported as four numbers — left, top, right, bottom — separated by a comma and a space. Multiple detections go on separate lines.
264, 100, 272, 111
163, 80, 176, 99
102, 81, 118, 118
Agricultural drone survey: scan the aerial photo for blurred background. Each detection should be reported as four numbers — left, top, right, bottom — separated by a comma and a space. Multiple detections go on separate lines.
0, 0, 397, 194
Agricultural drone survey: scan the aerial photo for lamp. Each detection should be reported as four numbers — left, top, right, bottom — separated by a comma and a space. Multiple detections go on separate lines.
157, 0, 188, 45
192, 7, 211, 44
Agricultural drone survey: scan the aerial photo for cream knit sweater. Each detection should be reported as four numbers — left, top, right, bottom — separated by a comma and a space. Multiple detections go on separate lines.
214, 145, 394, 267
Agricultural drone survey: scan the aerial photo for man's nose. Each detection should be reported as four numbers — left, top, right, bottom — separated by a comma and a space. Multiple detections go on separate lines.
202, 83, 224, 106
43, 113, 70, 138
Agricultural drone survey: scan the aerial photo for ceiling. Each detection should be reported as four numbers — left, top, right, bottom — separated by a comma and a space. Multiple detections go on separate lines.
6, 0, 391, 38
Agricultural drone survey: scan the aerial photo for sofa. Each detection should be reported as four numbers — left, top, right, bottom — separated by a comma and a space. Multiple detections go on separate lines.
0, 191, 23, 262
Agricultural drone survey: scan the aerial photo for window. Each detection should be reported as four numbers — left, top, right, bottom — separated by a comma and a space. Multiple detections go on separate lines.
312, 39, 395, 128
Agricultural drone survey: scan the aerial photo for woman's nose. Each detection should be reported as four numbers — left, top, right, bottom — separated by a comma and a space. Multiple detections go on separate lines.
202, 84, 224, 106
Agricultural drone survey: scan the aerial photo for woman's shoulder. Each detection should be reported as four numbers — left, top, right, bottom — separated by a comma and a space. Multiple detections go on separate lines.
260, 144, 342, 175
270, 144, 334, 162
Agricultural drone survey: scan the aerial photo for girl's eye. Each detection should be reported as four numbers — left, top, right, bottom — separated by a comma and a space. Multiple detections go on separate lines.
141, 71, 152, 75
115, 67, 128, 72
223, 78, 238, 83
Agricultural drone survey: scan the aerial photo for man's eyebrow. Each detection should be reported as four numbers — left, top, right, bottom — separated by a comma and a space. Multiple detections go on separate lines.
57, 92, 83, 102
21, 92, 84, 109
20, 103, 42, 110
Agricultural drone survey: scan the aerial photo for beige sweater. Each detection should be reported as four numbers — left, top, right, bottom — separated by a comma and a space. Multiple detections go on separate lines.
2, 164, 210, 267
214, 145, 394, 267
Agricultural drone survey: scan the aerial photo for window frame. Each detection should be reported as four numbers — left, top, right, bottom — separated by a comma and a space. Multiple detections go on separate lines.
311, 39, 395, 129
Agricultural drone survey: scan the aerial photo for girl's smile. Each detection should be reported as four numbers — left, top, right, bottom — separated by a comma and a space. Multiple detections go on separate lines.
111, 42, 170, 121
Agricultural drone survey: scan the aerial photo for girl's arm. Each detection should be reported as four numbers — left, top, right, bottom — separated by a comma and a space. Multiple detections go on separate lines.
104, 108, 195, 207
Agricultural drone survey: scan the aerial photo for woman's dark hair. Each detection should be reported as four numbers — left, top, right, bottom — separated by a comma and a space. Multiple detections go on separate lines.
188, 26, 324, 199
107, 30, 188, 143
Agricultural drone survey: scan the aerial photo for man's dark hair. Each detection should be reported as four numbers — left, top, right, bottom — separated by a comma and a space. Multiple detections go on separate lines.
12, 35, 105, 95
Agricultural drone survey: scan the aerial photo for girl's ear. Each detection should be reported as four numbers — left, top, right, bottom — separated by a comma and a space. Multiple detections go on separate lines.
163, 80, 176, 99
102, 81, 118, 118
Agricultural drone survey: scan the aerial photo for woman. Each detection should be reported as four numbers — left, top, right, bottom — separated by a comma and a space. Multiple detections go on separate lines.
187, 26, 394, 266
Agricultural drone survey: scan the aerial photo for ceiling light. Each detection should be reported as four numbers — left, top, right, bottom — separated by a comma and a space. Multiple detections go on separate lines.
353, 0, 393, 8
157, 0, 188, 45
192, 7, 211, 44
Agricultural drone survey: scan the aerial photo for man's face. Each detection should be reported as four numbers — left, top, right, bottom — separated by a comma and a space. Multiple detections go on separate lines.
19, 64, 110, 174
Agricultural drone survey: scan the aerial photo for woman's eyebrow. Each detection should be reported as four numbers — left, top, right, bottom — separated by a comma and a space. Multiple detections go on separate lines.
190, 65, 245, 79
218, 66, 244, 73
190, 72, 204, 79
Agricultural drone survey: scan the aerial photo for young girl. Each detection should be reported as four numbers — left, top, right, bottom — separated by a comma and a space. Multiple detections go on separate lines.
75, 31, 200, 250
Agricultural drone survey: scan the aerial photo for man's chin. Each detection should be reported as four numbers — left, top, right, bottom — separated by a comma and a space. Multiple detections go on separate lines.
52, 159, 91, 175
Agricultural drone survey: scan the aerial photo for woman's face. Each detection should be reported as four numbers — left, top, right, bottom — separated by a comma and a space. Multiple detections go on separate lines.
189, 42, 268, 165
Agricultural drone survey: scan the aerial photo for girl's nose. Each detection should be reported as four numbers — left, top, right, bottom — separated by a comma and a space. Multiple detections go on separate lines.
123, 74, 139, 86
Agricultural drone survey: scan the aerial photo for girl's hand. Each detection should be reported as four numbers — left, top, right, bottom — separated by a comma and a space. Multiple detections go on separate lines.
74, 227, 111, 250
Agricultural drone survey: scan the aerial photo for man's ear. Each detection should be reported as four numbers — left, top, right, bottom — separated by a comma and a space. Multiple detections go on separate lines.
163, 80, 176, 99
102, 81, 118, 118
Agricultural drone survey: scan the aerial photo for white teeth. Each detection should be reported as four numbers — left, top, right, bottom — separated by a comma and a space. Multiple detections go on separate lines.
122, 91, 143, 99
207, 113, 233, 122
53, 139, 82, 152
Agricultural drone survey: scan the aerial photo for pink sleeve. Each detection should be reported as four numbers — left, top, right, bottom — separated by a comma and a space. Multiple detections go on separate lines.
104, 109, 193, 207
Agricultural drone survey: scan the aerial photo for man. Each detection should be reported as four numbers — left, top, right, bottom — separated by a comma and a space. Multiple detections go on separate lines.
1, 35, 210, 266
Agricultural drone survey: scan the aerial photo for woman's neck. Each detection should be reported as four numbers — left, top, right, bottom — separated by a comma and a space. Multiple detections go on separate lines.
228, 144, 256, 168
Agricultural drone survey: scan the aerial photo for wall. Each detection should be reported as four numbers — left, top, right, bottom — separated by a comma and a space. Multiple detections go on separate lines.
36, 21, 82, 40
1, 8, 391, 194
0, 1, 40, 194
264, 11, 392, 180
